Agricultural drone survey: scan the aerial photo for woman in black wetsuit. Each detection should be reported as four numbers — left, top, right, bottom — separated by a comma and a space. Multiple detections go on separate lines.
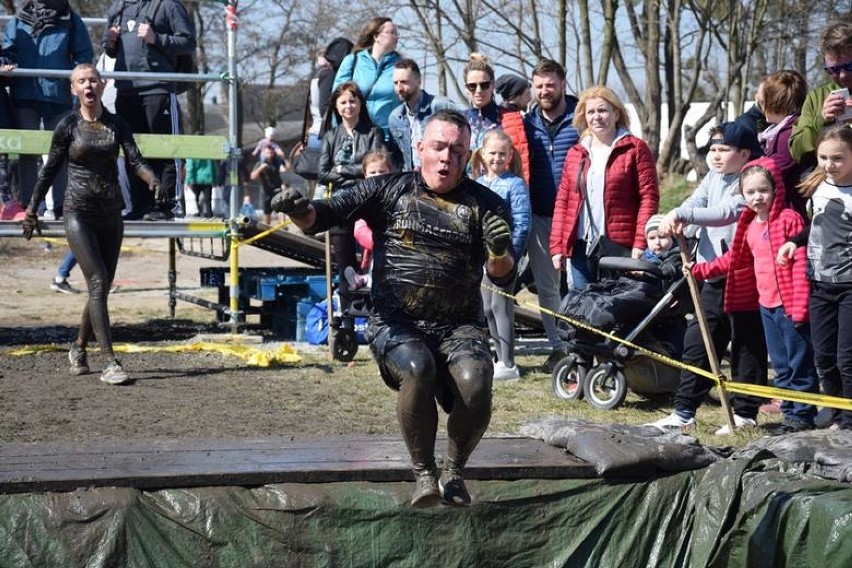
21, 63, 160, 385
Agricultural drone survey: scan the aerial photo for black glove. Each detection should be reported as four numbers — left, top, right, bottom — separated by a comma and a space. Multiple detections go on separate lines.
271, 186, 310, 217
483, 211, 511, 258
150, 180, 166, 204
21, 211, 41, 241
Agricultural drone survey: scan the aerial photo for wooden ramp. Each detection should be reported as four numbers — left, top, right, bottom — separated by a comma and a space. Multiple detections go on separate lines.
0, 436, 595, 494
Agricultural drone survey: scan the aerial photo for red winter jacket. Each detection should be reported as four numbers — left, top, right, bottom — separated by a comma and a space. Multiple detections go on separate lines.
692, 157, 810, 322
550, 133, 659, 256
499, 106, 530, 185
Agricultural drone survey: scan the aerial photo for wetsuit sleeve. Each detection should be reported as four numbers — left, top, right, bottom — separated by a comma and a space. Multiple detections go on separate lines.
117, 118, 157, 187
309, 176, 382, 234
27, 116, 73, 213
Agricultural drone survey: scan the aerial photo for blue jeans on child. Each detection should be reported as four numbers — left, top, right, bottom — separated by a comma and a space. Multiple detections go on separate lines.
760, 305, 818, 425
58, 250, 77, 280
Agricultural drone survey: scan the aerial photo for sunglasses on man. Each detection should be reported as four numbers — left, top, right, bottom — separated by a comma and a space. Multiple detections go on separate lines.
465, 81, 492, 93
824, 62, 852, 76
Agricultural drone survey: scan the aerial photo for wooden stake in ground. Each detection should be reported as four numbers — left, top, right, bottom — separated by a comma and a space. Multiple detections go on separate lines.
323, 185, 335, 361
676, 234, 737, 433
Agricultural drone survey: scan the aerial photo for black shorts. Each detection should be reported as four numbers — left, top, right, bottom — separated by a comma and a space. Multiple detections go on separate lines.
366, 317, 491, 412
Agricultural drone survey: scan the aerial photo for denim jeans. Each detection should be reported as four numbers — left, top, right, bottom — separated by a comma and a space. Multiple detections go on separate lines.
58, 250, 77, 279
570, 240, 596, 290
810, 281, 852, 430
760, 305, 818, 424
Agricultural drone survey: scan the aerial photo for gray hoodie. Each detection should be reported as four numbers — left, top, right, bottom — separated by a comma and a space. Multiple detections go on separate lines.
675, 171, 744, 267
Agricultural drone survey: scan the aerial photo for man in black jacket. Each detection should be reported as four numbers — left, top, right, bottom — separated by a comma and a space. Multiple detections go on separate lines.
274, 109, 515, 508
103, 0, 195, 220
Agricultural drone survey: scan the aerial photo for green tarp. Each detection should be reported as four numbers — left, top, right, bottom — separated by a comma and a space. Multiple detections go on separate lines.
1, 452, 850, 567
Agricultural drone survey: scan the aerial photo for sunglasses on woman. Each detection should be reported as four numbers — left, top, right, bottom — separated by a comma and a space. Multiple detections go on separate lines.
465, 81, 492, 93
824, 62, 852, 76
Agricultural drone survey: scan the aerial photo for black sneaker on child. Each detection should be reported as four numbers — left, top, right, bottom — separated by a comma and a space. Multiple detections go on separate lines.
51, 279, 79, 294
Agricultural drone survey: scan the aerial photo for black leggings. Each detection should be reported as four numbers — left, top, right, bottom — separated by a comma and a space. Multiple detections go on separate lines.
330, 223, 357, 314
64, 209, 123, 357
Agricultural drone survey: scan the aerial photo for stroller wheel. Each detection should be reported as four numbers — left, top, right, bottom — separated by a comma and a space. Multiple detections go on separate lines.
585, 365, 627, 410
331, 328, 358, 362
552, 355, 588, 401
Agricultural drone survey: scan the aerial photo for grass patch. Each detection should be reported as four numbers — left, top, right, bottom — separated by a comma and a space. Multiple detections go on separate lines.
296, 347, 779, 449
659, 173, 696, 213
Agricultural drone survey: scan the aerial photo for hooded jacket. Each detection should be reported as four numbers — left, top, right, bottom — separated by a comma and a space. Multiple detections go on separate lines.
692, 157, 810, 322
2, 2, 93, 106
314, 37, 354, 124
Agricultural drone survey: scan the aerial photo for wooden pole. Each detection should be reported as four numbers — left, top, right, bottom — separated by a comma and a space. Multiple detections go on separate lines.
676, 234, 737, 432
324, 185, 334, 360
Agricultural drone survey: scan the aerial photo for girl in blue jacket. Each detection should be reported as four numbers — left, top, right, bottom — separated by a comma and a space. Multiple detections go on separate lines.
470, 130, 531, 381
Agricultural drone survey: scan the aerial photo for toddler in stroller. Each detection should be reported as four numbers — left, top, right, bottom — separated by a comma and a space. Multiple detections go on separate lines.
552, 215, 690, 409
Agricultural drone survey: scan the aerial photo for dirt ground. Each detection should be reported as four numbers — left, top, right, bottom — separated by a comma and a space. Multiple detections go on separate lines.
0, 234, 416, 444
1, 232, 587, 448
0, 233, 781, 449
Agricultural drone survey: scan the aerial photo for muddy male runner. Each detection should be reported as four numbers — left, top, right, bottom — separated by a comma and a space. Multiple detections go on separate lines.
274, 108, 515, 507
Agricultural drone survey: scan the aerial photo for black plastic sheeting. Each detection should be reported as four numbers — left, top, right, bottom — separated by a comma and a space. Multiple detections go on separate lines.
0, 455, 850, 565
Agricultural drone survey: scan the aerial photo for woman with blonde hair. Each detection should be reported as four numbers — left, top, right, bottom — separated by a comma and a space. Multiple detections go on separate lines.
462, 53, 499, 151
332, 16, 401, 136
550, 85, 659, 289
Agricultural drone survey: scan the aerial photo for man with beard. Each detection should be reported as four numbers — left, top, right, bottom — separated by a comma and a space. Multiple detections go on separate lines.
387, 58, 455, 171
272, 109, 515, 508
523, 59, 579, 372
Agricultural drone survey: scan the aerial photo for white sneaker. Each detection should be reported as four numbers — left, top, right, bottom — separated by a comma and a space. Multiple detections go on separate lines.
646, 412, 696, 431
714, 415, 756, 436
493, 361, 521, 381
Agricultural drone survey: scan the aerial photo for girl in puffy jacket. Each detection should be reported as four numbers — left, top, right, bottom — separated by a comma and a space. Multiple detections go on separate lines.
470, 130, 531, 381
688, 157, 818, 433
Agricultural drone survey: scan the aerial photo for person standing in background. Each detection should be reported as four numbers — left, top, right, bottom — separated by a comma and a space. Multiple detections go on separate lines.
523, 59, 580, 372
2, 0, 93, 219
332, 16, 401, 137
103, 0, 196, 221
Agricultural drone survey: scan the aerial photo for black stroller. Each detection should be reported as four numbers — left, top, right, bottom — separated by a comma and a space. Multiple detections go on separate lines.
551, 254, 691, 410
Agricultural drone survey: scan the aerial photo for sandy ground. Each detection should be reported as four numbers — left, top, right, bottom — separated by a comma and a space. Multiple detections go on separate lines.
0, 234, 406, 444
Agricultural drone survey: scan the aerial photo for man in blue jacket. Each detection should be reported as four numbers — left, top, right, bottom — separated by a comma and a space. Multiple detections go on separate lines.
387, 58, 455, 171
3, 0, 93, 218
523, 59, 579, 372
103, 0, 196, 220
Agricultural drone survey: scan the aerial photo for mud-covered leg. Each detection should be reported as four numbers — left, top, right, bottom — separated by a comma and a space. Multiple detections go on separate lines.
385, 341, 442, 507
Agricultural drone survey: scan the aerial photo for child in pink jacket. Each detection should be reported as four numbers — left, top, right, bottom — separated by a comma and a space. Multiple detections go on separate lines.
688, 157, 817, 433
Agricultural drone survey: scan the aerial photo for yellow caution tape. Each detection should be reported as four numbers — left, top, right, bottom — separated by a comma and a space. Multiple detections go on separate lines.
485, 284, 852, 412
5, 341, 301, 368
237, 219, 292, 247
